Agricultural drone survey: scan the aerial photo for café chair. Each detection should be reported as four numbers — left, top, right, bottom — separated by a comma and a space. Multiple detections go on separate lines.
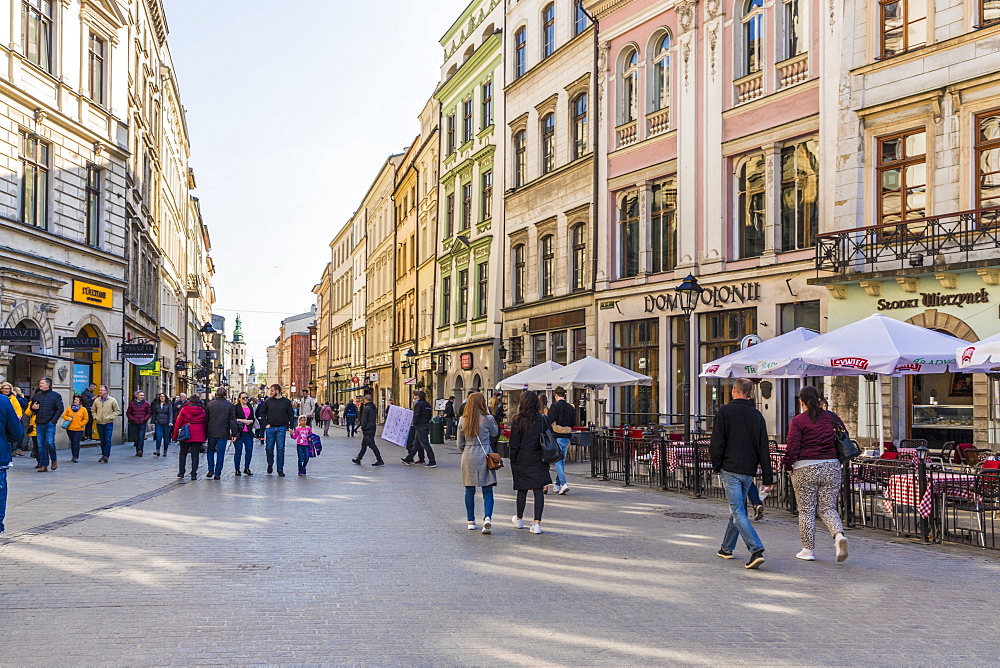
964, 448, 994, 469
935, 441, 956, 466
952, 470, 1000, 548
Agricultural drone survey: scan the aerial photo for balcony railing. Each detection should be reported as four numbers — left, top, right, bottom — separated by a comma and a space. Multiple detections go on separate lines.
776, 52, 809, 89
616, 120, 637, 148
815, 206, 1000, 274
646, 107, 670, 137
734, 70, 764, 104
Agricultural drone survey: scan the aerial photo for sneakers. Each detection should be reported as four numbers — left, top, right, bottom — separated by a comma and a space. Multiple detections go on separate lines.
468, 522, 477, 530
558, 484, 569, 495
277, 471, 286, 477
267, 465, 274, 474
401, 458, 411, 465
795, 548, 816, 561
482, 517, 492, 534
372, 461, 385, 467
717, 549, 734, 559
351, 459, 361, 466
234, 470, 241, 476
99, 456, 108, 463
753, 504, 764, 521
154, 451, 160, 456
745, 550, 765, 569
424, 462, 437, 468
298, 468, 306, 476
511, 516, 524, 529
214, 475, 221, 480
835, 533, 849, 562
244, 469, 253, 476
530, 522, 543, 534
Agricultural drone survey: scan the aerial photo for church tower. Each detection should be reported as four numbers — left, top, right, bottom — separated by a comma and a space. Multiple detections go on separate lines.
228, 314, 248, 395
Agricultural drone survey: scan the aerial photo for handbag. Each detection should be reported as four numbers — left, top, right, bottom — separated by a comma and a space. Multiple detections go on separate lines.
540, 427, 564, 465
829, 411, 860, 461
479, 435, 503, 471
60, 419, 71, 430
176, 423, 190, 442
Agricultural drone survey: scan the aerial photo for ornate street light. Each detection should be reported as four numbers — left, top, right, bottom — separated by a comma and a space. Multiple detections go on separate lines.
676, 274, 704, 497
198, 322, 216, 334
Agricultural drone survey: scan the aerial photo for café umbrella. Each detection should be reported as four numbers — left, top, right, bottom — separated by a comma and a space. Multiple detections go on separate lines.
495, 360, 564, 391
699, 327, 820, 378
538, 356, 653, 391
955, 332, 1000, 371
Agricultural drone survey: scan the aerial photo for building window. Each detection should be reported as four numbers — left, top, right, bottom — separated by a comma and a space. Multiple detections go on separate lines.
476, 262, 488, 318
481, 170, 493, 220
572, 327, 587, 361
743, 0, 765, 74
532, 333, 547, 364
542, 3, 555, 58
19, 131, 48, 229
783, 0, 802, 59
462, 98, 473, 144
621, 47, 639, 123
88, 32, 105, 105
447, 112, 456, 154
670, 316, 687, 416
976, 111, 1000, 211
514, 27, 527, 78
780, 139, 819, 251
457, 269, 469, 321
540, 234, 554, 297
441, 276, 452, 325
702, 308, 757, 416
513, 243, 525, 304
445, 191, 455, 237
780, 301, 821, 333
572, 93, 588, 159
86, 165, 101, 247
550, 330, 567, 364
571, 223, 586, 291
461, 182, 472, 229
982, 0, 1000, 26
877, 129, 926, 225
513, 130, 526, 187
22, 0, 53, 72
619, 192, 639, 277
575, 0, 589, 35
509, 336, 524, 363
541, 113, 555, 174
880, 0, 927, 58
737, 154, 766, 258
651, 179, 678, 273
652, 33, 671, 113
613, 319, 658, 425
481, 80, 493, 128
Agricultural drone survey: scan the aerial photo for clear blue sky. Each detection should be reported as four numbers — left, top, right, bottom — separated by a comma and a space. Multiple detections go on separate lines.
165, 0, 470, 372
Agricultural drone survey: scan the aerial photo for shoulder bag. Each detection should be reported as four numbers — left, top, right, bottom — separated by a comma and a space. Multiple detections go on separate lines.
539, 420, 564, 465
479, 434, 504, 470
829, 410, 860, 461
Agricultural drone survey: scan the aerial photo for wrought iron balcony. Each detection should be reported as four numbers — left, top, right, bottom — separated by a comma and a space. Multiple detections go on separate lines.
816, 206, 1000, 274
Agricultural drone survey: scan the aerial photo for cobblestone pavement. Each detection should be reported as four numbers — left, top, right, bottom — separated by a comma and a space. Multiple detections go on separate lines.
1, 429, 998, 666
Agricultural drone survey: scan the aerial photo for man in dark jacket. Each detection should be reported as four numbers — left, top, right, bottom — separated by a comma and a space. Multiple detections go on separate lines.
204, 388, 238, 480
709, 378, 774, 569
126, 390, 152, 456
443, 396, 455, 439
80, 383, 97, 441
260, 384, 294, 476
31, 377, 64, 471
352, 394, 383, 466
548, 386, 575, 495
0, 394, 25, 533
401, 390, 435, 467
343, 397, 359, 437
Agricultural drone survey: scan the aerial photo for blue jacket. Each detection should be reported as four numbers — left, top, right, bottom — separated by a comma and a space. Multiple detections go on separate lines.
0, 397, 25, 468
343, 402, 358, 417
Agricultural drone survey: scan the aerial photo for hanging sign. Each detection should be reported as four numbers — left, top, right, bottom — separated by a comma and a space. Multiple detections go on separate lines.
60, 336, 101, 351
740, 335, 763, 349
460, 352, 474, 370
138, 361, 161, 376
121, 342, 156, 366
0, 328, 40, 342
72, 280, 113, 309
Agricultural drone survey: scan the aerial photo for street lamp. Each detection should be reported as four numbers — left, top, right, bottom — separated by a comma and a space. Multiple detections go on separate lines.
198, 322, 216, 334
676, 274, 704, 497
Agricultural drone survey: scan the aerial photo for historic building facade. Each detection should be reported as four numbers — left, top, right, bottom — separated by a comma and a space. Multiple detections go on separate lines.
414, 99, 440, 397
393, 136, 421, 405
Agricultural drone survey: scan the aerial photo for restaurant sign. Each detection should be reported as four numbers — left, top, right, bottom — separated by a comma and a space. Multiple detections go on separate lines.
877, 289, 989, 311
72, 280, 113, 309
0, 328, 41, 342
644, 282, 761, 313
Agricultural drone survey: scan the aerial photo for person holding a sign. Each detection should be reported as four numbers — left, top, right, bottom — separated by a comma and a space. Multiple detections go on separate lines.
457, 392, 499, 533
401, 391, 434, 467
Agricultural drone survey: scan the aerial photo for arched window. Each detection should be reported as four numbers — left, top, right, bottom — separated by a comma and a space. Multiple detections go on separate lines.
571, 223, 586, 291
513, 243, 526, 304
621, 47, 639, 123
513, 130, 526, 187
514, 27, 527, 78
652, 33, 671, 113
572, 93, 588, 159
540, 113, 555, 174
743, 0, 765, 75
542, 3, 555, 58
619, 192, 639, 277
540, 234, 554, 297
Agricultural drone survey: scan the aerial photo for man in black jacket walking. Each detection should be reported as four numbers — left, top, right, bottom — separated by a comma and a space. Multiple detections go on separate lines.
401, 390, 435, 467
352, 394, 383, 466
260, 384, 294, 476
709, 378, 774, 569
204, 388, 237, 480
31, 377, 63, 472
548, 387, 575, 494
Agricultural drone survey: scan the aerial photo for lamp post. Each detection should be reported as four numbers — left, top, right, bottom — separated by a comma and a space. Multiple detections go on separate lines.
676, 274, 704, 497
333, 372, 340, 397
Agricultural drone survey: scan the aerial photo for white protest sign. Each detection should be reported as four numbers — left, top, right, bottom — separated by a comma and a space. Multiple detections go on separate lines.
381, 404, 413, 448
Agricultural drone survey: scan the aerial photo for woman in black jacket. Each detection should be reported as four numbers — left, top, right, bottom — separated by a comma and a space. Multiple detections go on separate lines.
151, 393, 173, 457
508, 390, 551, 534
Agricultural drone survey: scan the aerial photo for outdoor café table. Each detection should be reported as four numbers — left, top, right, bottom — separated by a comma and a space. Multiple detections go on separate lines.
883, 473, 979, 519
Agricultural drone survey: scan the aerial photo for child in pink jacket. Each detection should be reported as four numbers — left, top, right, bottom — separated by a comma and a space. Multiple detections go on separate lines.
292, 416, 312, 476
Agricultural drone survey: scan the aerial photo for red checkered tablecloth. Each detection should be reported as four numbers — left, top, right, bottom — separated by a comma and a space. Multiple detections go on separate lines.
884, 474, 979, 518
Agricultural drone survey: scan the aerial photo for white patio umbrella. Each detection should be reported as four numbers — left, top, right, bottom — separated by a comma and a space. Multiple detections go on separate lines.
956, 332, 1000, 371
537, 355, 652, 391
754, 314, 971, 451
699, 327, 820, 378
495, 360, 564, 391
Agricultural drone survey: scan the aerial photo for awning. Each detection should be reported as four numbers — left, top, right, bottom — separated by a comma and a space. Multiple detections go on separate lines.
340, 385, 371, 392
7, 350, 92, 364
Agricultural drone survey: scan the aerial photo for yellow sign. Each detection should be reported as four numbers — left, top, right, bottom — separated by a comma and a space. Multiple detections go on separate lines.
73, 280, 113, 309
139, 361, 161, 376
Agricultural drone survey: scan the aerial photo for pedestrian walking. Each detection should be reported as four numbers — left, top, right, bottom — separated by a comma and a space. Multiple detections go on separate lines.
292, 416, 313, 476
319, 403, 334, 436
444, 396, 456, 439
173, 396, 206, 480
30, 377, 63, 472
300, 390, 317, 427
457, 392, 499, 533
1, 382, 22, 419
12, 386, 28, 456
384, 399, 394, 421
151, 393, 173, 457
24, 404, 37, 465
60, 396, 88, 462
331, 402, 340, 427
709, 378, 774, 569
352, 394, 384, 466
548, 386, 575, 495
233, 392, 256, 476
401, 390, 435, 467
343, 397, 359, 437
489, 393, 506, 426
92, 385, 120, 463
80, 383, 97, 441
260, 384, 294, 476
205, 388, 238, 481
0, 390, 25, 534
782, 386, 850, 563
508, 390, 551, 535
126, 390, 151, 456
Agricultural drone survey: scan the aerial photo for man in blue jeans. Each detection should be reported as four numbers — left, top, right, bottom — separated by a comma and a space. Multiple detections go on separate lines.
260, 383, 294, 476
30, 377, 63, 472
547, 387, 575, 494
343, 397, 359, 437
0, 392, 25, 533
709, 378, 774, 569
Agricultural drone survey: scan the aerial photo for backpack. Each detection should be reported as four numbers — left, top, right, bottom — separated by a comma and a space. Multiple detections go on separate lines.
307, 433, 322, 457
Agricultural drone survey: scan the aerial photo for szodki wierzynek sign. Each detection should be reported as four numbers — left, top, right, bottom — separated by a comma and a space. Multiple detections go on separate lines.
877, 288, 989, 311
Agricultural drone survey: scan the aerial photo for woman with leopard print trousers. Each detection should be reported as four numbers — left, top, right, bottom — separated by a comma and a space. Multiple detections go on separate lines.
782, 386, 850, 563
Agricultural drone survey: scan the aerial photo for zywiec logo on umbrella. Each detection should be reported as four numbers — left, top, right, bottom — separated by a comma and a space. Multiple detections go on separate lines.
894, 362, 922, 373
830, 357, 869, 370
705, 365, 720, 374
962, 346, 976, 364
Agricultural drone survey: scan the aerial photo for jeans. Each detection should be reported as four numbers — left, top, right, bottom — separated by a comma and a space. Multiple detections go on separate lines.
345, 416, 356, 436
748, 482, 762, 507
720, 470, 765, 555
154, 423, 171, 453
97, 423, 114, 458
68, 430, 83, 460
553, 437, 571, 486
465, 485, 495, 522
265, 427, 286, 472
297, 444, 309, 472
130, 423, 146, 453
179, 442, 201, 477
321, 420, 331, 436
37, 422, 57, 467
207, 437, 228, 477
234, 432, 254, 470
0, 468, 7, 532
356, 431, 382, 463
414, 425, 433, 464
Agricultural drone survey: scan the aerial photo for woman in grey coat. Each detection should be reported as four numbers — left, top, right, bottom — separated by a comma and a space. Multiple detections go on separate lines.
457, 392, 499, 534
